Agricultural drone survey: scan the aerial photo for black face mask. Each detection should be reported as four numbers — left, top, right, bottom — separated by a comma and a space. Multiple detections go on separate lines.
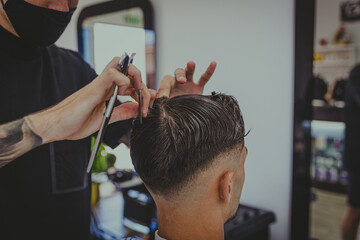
1, 0, 74, 47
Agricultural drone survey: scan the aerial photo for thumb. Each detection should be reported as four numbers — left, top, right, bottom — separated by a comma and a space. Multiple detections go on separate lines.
103, 56, 120, 72
109, 102, 138, 124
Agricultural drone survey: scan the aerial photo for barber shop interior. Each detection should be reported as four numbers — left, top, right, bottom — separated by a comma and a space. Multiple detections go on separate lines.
1, 0, 360, 240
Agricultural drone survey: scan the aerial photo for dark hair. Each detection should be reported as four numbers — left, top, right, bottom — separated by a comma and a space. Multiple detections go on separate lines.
130, 93, 246, 196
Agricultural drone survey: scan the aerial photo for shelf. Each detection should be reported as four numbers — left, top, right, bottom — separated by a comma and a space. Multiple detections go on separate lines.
314, 61, 354, 68
312, 105, 345, 122
313, 45, 356, 77
315, 45, 355, 53
312, 180, 347, 194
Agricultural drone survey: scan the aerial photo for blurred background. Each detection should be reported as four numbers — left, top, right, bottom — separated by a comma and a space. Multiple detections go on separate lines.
53, 0, 360, 239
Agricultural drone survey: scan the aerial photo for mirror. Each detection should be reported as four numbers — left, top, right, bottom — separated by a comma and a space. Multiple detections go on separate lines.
293, 1, 360, 239
77, 0, 155, 171
310, 1, 360, 240
77, 1, 156, 238
78, 1, 155, 89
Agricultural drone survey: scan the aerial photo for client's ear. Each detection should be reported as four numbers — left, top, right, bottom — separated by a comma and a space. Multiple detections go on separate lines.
218, 171, 234, 203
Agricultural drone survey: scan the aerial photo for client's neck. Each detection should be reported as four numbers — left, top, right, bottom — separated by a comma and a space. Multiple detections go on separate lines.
156, 199, 224, 240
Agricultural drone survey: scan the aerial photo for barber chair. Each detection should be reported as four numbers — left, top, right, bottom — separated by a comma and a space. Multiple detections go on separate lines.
224, 204, 276, 240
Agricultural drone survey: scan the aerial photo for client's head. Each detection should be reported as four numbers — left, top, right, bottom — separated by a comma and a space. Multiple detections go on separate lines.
131, 93, 247, 226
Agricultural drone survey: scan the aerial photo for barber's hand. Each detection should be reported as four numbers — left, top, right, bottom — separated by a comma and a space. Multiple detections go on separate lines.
157, 61, 216, 98
28, 57, 155, 143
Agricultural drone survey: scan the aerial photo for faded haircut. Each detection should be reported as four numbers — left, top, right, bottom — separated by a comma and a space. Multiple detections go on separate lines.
130, 93, 246, 197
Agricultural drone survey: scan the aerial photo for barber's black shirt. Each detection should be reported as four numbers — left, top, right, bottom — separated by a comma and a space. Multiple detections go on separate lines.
0, 26, 131, 239
344, 64, 360, 172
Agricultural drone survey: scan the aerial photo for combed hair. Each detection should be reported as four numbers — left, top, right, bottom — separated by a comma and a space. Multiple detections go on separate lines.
130, 93, 246, 197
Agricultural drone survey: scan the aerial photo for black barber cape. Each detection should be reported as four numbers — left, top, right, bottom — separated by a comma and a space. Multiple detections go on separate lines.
0, 26, 132, 239
345, 64, 360, 173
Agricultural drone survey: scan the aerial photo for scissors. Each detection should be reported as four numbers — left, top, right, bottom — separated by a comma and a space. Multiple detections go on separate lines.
87, 52, 140, 173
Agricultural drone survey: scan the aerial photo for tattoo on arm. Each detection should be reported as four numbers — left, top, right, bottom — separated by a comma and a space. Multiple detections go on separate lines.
0, 117, 43, 168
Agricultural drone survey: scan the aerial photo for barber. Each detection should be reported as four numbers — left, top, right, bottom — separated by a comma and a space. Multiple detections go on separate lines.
0, 0, 216, 239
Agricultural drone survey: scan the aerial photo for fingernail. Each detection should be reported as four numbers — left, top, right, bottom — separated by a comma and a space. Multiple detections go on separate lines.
178, 76, 186, 82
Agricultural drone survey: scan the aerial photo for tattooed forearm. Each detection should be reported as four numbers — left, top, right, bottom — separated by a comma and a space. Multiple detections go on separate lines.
0, 117, 43, 168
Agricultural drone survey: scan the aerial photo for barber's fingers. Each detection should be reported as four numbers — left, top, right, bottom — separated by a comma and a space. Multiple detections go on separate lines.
100, 58, 151, 116
102, 57, 144, 90
174, 61, 196, 84
157, 75, 176, 98
185, 61, 196, 82
102, 60, 142, 94
103, 56, 120, 71
140, 82, 150, 117
126, 64, 151, 116
96, 57, 131, 93
198, 61, 217, 87
109, 102, 138, 124
174, 68, 186, 83
101, 58, 143, 92
149, 89, 157, 107
94, 69, 129, 101
123, 84, 152, 117
127, 64, 143, 90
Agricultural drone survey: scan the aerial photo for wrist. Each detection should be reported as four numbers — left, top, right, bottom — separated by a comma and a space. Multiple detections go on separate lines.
25, 109, 57, 144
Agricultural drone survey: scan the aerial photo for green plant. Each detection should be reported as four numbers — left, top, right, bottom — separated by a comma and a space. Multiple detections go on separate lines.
91, 136, 116, 173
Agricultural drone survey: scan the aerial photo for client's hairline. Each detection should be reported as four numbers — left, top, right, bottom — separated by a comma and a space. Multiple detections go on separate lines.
145, 142, 245, 200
